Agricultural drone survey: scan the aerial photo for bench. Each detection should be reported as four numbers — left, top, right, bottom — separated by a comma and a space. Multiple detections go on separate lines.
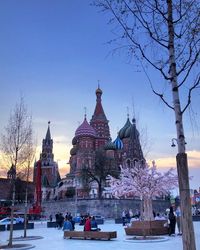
125, 220, 168, 236
64, 230, 117, 240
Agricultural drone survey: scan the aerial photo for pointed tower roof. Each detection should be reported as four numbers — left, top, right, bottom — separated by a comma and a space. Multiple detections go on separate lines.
91, 86, 108, 121
45, 121, 51, 140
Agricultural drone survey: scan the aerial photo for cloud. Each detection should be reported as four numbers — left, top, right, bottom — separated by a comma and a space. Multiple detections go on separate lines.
149, 150, 200, 169
53, 136, 71, 144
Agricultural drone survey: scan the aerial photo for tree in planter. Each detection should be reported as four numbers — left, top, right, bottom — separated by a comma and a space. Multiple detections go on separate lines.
81, 149, 119, 199
1, 97, 33, 247
94, 1, 200, 249
109, 161, 178, 221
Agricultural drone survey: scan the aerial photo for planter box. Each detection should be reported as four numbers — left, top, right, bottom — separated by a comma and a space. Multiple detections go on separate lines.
0, 225, 6, 231
125, 220, 168, 236
115, 218, 123, 224
192, 216, 200, 221
7, 223, 34, 231
47, 221, 57, 228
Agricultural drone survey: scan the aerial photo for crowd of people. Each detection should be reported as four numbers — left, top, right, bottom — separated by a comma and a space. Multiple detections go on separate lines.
49, 205, 183, 236
51, 212, 101, 232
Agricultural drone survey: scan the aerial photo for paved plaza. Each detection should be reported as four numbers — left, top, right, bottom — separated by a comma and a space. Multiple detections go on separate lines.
0, 220, 200, 250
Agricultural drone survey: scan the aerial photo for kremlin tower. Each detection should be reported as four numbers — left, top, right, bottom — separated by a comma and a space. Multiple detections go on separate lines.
34, 122, 60, 200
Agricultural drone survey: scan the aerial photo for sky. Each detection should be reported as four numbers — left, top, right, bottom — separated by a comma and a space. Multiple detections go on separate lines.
0, 1, 199, 191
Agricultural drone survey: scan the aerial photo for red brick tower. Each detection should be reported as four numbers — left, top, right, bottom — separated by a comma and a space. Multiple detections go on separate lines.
90, 86, 111, 149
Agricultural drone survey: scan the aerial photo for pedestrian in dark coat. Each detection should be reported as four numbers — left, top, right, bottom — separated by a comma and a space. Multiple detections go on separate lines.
91, 216, 101, 231
168, 206, 176, 236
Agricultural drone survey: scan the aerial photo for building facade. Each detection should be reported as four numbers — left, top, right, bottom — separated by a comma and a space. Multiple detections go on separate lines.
56, 87, 145, 200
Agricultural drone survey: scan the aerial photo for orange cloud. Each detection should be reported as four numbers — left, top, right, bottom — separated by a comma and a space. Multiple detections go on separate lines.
148, 150, 200, 169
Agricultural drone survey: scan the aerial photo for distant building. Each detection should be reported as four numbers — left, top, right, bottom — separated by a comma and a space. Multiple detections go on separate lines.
0, 178, 13, 200
0, 176, 34, 203
56, 86, 145, 199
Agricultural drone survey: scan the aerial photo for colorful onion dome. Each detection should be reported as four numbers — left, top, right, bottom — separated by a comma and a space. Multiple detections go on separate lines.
104, 140, 116, 150
72, 137, 77, 145
124, 118, 138, 138
75, 117, 96, 138
113, 136, 123, 150
118, 118, 132, 139
70, 146, 77, 156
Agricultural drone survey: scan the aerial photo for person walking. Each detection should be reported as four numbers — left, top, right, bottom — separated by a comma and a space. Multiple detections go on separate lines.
168, 206, 176, 236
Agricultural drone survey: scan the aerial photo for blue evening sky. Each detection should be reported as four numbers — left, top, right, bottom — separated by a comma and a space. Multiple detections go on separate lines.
0, 1, 199, 190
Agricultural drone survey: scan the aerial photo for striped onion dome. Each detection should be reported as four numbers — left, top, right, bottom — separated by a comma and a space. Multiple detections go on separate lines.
70, 146, 77, 156
118, 118, 132, 139
104, 140, 116, 150
113, 136, 123, 150
75, 116, 96, 138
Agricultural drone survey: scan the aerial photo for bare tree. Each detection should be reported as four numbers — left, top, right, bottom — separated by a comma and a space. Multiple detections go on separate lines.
81, 149, 119, 199
23, 136, 36, 238
94, 1, 200, 249
1, 97, 33, 247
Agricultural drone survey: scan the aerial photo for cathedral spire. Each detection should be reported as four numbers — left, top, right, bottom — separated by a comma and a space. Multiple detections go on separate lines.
45, 121, 51, 141
92, 86, 106, 119
90, 86, 110, 147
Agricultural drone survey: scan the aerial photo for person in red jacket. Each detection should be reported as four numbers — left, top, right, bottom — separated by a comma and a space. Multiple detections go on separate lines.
84, 216, 91, 231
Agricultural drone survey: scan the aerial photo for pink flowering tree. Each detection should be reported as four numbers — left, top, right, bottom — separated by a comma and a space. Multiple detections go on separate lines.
109, 161, 178, 221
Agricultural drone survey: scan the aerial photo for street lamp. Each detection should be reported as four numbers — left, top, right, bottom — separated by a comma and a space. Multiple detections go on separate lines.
7, 164, 16, 247
171, 138, 177, 147
171, 138, 187, 147
74, 177, 79, 217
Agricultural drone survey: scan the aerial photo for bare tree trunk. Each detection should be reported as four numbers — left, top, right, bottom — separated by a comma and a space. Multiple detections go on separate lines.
24, 160, 30, 238
8, 184, 15, 247
167, 1, 196, 249
143, 198, 154, 221
24, 187, 28, 238
177, 153, 196, 250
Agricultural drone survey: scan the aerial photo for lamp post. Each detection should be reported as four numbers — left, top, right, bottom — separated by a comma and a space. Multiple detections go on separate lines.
74, 177, 79, 217
171, 137, 195, 250
7, 164, 16, 247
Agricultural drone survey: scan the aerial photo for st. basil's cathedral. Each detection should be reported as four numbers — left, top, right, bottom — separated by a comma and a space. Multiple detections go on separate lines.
34, 86, 144, 201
